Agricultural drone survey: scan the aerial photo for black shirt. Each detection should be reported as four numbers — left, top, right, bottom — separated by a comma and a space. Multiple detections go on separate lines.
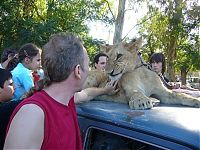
158, 74, 173, 89
0, 100, 22, 149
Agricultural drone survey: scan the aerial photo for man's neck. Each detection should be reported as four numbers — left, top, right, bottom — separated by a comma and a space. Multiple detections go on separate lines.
43, 81, 77, 106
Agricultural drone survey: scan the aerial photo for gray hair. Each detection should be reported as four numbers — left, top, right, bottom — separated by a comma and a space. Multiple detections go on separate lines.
42, 32, 85, 84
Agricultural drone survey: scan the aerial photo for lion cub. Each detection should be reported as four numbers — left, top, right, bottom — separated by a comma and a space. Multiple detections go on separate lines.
84, 39, 200, 109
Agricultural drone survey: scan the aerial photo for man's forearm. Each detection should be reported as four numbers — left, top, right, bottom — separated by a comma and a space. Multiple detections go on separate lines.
74, 87, 108, 104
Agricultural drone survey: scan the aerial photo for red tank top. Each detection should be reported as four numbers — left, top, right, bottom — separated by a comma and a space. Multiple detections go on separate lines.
7, 90, 82, 150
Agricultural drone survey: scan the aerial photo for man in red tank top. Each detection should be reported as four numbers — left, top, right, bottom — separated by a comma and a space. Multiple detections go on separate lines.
4, 33, 118, 150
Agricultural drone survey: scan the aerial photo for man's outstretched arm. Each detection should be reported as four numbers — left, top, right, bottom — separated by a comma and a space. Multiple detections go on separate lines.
74, 80, 119, 103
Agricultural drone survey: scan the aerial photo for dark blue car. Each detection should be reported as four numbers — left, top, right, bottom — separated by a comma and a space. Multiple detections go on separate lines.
77, 100, 200, 150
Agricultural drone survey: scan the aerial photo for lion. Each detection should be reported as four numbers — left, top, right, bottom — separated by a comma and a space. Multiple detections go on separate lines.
84, 38, 200, 109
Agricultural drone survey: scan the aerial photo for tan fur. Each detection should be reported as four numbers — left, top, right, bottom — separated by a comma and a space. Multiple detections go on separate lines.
84, 38, 200, 109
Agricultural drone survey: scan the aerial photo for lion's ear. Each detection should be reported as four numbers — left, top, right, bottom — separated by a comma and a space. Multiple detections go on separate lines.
100, 44, 112, 54
125, 37, 142, 52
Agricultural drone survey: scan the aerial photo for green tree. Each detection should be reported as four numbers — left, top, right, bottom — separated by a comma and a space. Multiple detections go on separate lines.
138, 0, 199, 83
0, 0, 112, 58
175, 35, 200, 85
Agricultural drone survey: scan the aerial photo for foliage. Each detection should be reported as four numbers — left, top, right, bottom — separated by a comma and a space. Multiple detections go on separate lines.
176, 35, 200, 72
137, 0, 200, 80
82, 35, 106, 64
138, 10, 169, 56
0, 0, 112, 58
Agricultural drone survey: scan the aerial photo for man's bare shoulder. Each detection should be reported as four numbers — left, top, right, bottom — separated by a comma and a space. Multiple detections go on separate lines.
9, 104, 44, 132
14, 104, 44, 120
4, 104, 44, 149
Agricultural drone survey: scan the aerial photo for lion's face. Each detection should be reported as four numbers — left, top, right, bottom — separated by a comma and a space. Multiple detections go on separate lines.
101, 38, 142, 80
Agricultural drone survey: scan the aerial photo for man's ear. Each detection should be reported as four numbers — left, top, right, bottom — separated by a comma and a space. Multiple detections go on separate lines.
94, 63, 98, 68
74, 65, 81, 79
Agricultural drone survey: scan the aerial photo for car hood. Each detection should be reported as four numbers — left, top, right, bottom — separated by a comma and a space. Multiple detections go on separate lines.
77, 100, 200, 148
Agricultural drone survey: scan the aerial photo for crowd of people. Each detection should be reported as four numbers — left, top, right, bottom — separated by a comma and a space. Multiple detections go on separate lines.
0, 33, 118, 149
0, 33, 199, 149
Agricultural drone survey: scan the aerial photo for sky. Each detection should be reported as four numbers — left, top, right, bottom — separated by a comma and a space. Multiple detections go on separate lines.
88, 1, 148, 44
88, 0, 200, 44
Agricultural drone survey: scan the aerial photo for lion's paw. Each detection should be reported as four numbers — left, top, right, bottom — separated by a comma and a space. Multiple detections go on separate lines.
129, 98, 153, 110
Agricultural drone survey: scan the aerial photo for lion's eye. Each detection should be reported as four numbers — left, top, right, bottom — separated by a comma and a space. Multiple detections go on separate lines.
116, 54, 123, 60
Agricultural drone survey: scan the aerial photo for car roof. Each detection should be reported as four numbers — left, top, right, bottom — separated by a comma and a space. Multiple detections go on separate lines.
77, 100, 200, 149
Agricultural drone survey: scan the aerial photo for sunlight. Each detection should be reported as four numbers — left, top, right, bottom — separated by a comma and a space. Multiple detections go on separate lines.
88, 1, 148, 44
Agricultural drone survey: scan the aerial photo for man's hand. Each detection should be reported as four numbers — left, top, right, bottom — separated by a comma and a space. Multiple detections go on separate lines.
104, 80, 119, 95
75, 80, 120, 103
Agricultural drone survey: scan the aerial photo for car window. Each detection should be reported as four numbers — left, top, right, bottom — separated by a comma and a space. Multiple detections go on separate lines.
84, 128, 166, 150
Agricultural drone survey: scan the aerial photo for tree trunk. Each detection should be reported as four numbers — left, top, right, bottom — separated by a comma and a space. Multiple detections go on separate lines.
180, 69, 187, 85
113, 0, 126, 44
166, 38, 177, 82
166, 0, 183, 82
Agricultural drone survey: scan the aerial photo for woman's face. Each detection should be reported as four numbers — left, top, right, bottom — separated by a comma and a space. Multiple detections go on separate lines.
151, 61, 163, 74
28, 52, 41, 71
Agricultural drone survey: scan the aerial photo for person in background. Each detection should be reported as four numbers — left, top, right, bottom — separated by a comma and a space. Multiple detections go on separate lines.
10, 43, 42, 100
4, 32, 118, 149
0, 68, 21, 150
0, 100, 22, 150
0, 48, 17, 69
93, 52, 108, 71
149, 53, 173, 89
150, 53, 200, 97
0, 88, 21, 150
0, 68, 14, 103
